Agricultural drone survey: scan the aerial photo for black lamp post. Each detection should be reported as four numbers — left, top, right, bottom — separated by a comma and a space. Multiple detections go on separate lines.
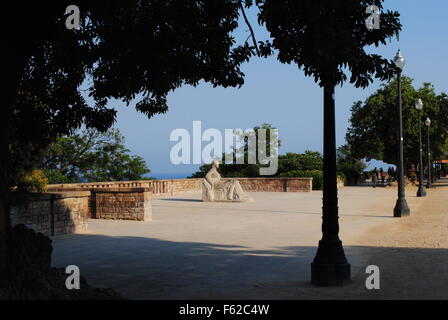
425, 117, 432, 188
415, 99, 426, 197
393, 50, 410, 217
311, 84, 350, 287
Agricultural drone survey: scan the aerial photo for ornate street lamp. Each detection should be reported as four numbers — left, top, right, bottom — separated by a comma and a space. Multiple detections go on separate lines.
425, 117, 432, 188
393, 50, 410, 217
415, 99, 426, 197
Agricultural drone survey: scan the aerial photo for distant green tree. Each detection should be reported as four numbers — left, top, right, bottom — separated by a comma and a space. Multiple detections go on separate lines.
277, 151, 323, 173
337, 145, 366, 185
277, 151, 324, 190
191, 146, 329, 189
42, 129, 150, 183
190, 161, 260, 179
346, 78, 448, 168
280, 169, 324, 190
190, 124, 280, 178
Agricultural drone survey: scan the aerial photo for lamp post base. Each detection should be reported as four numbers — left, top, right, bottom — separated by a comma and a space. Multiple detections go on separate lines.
393, 198, 410, 217
311, 263, 351, 287
311, 240, 351, 286
417, 185, 427, 197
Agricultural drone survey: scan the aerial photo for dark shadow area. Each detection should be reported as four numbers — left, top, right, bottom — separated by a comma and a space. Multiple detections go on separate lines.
432, 184, 448, 188
0, 225, 122, 300
10, 191, 90, 238
153, 203, 322, 216
429, 178, 448, 188
157, 198, 203, 203
2, 193, 122, 299
152, 203, 392, 218
348, 182, 391, 188
51, 233, 448, 300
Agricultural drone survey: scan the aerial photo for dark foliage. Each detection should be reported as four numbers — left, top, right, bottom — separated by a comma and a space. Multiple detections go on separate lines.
0, 225, 123, 300
43, 128, 150, 183
346, 78, 448, 166
255, 0, 401, 87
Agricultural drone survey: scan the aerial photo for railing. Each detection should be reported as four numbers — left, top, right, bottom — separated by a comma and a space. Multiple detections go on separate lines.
46, 177, 315, 196
152, 180, 170, 195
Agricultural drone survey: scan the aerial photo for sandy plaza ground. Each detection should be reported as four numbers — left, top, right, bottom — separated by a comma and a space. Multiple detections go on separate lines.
51, 178, 448, 299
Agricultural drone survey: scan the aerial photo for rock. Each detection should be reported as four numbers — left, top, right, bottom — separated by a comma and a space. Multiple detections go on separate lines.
0, 225, 123, 300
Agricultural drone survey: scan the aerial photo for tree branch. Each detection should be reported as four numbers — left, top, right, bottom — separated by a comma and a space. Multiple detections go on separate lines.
239, 1, 260, 56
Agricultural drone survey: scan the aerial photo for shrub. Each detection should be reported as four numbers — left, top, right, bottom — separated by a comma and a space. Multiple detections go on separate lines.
17, 169, 48, 193
280, 170, 323, 190
337, 172, 347, 185
280, 170, 346, 190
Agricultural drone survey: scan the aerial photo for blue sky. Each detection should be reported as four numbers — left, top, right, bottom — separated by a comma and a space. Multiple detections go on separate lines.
107, 0, 447, 178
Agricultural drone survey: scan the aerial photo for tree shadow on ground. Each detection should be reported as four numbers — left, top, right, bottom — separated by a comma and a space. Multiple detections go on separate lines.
348, 183, 389, 188
432, 184, 448, 188
157, 198, 203, 203
51, 234, 448, 300
153, 203, 393, 218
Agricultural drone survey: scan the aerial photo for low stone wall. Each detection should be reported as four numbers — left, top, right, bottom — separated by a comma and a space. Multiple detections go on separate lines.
40, 177, 313, 225
10, 192, 90, 236
47, 181, 151, 191
236, 178, 313, 193
47, 177, 314, 199
92, 188, 152, 221
11, 176, 319, 235
47, 184, 153, 221
151, 178, 313, 196
48, 179, 205, 198
152, 179, 203, 197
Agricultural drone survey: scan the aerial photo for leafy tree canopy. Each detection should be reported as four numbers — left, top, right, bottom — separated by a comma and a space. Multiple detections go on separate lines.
191, 123, 280, 178
255, 0, 401, 87
346, 77, 448, 166
3, 1, 257, 191
1, 1, 259, 235
191, 148, 324, 179
337, 144, 366, 184
42, 129, 150, 184
277, 151, 323, 173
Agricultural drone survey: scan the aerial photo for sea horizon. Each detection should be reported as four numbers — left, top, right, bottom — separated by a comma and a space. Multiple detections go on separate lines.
146, 173, 194, 180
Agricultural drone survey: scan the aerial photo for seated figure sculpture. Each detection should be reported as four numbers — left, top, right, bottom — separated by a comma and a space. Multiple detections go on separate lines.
202, 160, 254, 202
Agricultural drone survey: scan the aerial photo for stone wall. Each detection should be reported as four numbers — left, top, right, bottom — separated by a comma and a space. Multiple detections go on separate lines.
151, 178, 314, 196
236, 178, 313, 193
92, 188, 152, 221
152, 179, 203, 197
10, 192, 90, 237
47, 184, 153, 221
13, 176, 333, 234
48, 179, 204, 198
47, 177, 314, 199
40, 177, 314, 226
47, 181, 151, 191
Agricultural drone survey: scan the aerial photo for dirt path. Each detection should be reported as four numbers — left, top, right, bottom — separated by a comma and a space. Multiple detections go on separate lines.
349, 181, 448, 299
52, 182, 448, 299
245, 181, 448, 300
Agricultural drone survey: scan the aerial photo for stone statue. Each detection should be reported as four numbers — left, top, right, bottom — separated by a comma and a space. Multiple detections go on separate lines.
202, 160, 254, 202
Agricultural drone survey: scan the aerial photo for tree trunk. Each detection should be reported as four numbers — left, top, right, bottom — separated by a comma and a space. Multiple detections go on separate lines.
1, 4, 80, 293
0, 46, 29, 287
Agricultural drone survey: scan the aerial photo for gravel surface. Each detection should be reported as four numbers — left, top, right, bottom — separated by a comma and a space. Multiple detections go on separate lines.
52, 180, 448, 299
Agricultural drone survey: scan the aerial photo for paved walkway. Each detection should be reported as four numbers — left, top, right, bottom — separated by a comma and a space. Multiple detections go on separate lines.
51, 182, 447, 299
